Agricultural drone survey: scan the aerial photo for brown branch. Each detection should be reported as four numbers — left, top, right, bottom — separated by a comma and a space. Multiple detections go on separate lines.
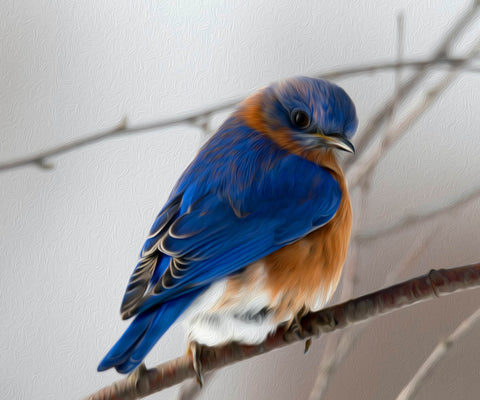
395, 307, 480, 400
0, 58, 476, 174
356, 184, 480, 242
343, 0, 480, 171
85, 263, 480, 400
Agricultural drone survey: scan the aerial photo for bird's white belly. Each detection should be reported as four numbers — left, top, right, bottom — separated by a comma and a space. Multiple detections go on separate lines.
181, 261, 281, 346
180, 258, 334, 347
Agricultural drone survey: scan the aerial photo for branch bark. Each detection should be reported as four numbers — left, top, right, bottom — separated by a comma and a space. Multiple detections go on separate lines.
85, 263, 480, 400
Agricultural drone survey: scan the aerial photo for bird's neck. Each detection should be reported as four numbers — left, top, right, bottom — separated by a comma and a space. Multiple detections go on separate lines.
303, 149, 345, 182
237, 91, 347, 186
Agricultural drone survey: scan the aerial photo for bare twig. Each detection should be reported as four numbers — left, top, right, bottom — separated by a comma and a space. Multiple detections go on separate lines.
85, 263, 480, 400
347, 37, 480, 189
0, 107, 229, 172
356, 184, 480, 242
1, 57, 477, 173
395, 307, 480, 400
344, 0, 480, 170
319, 57, 472, 80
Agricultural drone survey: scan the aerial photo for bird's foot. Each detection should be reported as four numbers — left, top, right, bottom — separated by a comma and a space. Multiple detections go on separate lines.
187, 341, 204, 388
290, 310, 312, 354
304, 338, 312, 353
127, 362, 149, 392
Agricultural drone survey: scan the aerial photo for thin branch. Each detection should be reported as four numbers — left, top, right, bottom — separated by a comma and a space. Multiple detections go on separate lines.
356, 184, 480, 242
344, 0, 480, 170
1, 58, 477, 173
347, 42, 478, 189
0, 108, 229, 172
395, 307, 480, 400
85, 263, 480, 400
319, 57, 473, 80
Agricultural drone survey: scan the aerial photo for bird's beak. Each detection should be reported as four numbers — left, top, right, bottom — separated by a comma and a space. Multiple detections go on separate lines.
313, 132, 355, 154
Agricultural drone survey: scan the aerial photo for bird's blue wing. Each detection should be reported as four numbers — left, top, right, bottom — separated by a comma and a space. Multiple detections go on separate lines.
122, 149, 342, 317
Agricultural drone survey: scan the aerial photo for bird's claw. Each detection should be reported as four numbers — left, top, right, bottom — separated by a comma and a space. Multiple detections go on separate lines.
189, 342, 204, 388
127, 362, 149, 392
290, 311, 312, 353
304, 338, 312, 354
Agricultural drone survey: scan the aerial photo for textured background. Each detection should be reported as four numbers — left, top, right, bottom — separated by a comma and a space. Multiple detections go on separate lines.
1, 1, 479, 399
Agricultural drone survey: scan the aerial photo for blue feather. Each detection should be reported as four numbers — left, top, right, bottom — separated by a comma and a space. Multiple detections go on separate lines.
98, 287, 204, 373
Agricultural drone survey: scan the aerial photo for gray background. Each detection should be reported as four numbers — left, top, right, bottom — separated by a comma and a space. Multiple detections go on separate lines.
1, 1, 479, 399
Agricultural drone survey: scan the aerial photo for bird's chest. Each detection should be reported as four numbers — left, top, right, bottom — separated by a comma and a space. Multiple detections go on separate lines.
261, 189, 353, 319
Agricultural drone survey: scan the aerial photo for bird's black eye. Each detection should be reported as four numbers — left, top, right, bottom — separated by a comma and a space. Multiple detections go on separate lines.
292, 110, 310, 129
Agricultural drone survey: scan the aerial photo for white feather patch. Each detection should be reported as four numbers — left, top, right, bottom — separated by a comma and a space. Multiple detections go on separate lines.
182, 261, 280, 346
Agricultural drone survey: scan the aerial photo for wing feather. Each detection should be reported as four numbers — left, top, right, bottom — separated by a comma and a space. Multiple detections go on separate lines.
120, 126, 342, 320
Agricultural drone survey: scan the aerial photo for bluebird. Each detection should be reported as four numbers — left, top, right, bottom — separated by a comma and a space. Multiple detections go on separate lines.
98, 77, 358, 383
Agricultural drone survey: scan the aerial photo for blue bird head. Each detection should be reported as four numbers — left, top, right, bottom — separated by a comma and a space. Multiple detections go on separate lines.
262, 76, 358, 153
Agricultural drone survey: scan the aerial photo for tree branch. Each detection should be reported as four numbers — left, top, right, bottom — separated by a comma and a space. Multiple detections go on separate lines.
395, 307, 480, 400
319, 57, 473, 80
1, 57, 477, 173
85, 263, 480, 400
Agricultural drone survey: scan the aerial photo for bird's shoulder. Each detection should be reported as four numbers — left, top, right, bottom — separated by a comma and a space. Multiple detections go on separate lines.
175, 116, 341, 210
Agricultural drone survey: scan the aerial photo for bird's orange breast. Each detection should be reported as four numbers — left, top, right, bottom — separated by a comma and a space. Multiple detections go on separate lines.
263, 161, 352, 320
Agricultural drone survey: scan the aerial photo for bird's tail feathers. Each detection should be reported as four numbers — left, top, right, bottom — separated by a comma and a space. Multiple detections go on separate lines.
98, 289, 202, 374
